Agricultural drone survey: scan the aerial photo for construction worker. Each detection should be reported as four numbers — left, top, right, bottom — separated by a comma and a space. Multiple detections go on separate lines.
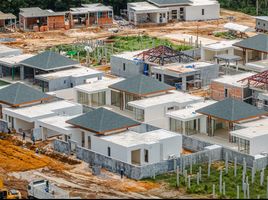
32, 135, 35, 145
22, 132, 26, 141
120, 168, 124, 179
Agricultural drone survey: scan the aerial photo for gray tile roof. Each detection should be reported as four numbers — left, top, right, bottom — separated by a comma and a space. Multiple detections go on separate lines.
196, 98, 267, 122
67, 108, 140, 134
233, 34, 268, 53
109, 75, 175, 96
148, 0, 192, 6
0, 82, 51, 106
20, 51, 79, 71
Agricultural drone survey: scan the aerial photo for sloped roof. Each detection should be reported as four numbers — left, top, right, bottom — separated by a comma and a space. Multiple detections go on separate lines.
196, 98, 267, 122
148, 0, 192, 7
67, 108, 140, 134
20, 51, 79, 71
109, 75, 175, 96
0, 82, 51, 106
233, 34, 268, 53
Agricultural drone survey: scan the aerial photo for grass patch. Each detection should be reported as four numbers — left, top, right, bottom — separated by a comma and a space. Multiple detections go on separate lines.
144, 161, 268, 199
51, 35, 192, 66
213, 31, 238, 40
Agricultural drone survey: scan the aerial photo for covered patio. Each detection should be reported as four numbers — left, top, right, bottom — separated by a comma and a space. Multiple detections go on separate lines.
196, 98, 268, 142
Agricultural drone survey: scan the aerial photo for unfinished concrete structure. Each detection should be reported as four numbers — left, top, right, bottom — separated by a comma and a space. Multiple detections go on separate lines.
111, 46, 195, 79
255, 16, 268, 32
69, 4, 113, 28
19, 7, 66, 31
152, 62, 219, 91
0, 11, 16, 30
127, 0, 220, 26
210, 73, 255, 103
239, 70, 268, 110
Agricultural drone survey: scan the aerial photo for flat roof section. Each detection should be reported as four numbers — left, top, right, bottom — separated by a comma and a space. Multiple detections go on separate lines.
224, 23, 253, 33
203, 40, 241, 51
245, 59, 268, 73
148, 0, 191, 7
35, 66, 103, 81
75, 78, 124, 94
239, 117, 268, 128
153, 62, 215, 74
128, 90, 203, 109
37, 115, 80, 135
101, 129, 180, 148
128, 2, 168, 13
0, 11, 16, 20
231, 125, 268, 140
212, 72, 255, 88
0, 54, 34, 67
4, 100, 80, 121
190, 0, 219, 6
70, 3, 113, 14
255, 16, 268, 22
20, 7, 65, 18
0, 45, 22, 58
167, 100, 216, 121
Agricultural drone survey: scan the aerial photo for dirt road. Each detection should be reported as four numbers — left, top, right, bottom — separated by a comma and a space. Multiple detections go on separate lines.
0, 9, 256, 54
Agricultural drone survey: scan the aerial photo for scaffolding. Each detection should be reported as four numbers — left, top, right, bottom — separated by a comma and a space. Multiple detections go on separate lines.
135, 45, 194, 66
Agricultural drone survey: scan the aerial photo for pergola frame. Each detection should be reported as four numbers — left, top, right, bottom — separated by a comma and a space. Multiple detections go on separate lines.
135, 45, 194, 66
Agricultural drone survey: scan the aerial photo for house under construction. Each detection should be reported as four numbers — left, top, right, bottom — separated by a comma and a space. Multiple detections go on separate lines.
69, 4, 113, 29
19, 7, 67, 32
0, 11, 16, 31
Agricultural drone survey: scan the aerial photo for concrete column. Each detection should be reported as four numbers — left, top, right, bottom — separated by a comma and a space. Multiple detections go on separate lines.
196, 119, 199, 131
134, 13, 137, 26
182, 76, 187, 91
261, 52, 264, 60
20, 66, 24, 80
41, 127, 48, 141
245, 49, 249, 63
182, 121, 186, 135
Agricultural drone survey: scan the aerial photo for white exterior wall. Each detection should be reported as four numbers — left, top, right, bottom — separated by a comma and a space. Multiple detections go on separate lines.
185, 4, 220, 21
201, 48, 234, 61
80, 130, 182, 165
250, 135, 268, 155
14, 118, 34, 132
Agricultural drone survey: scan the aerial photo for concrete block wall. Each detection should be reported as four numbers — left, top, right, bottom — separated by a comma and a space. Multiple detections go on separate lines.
54, 136, 268, 180
53, 140, 70, 155
182, 135, 214, 152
